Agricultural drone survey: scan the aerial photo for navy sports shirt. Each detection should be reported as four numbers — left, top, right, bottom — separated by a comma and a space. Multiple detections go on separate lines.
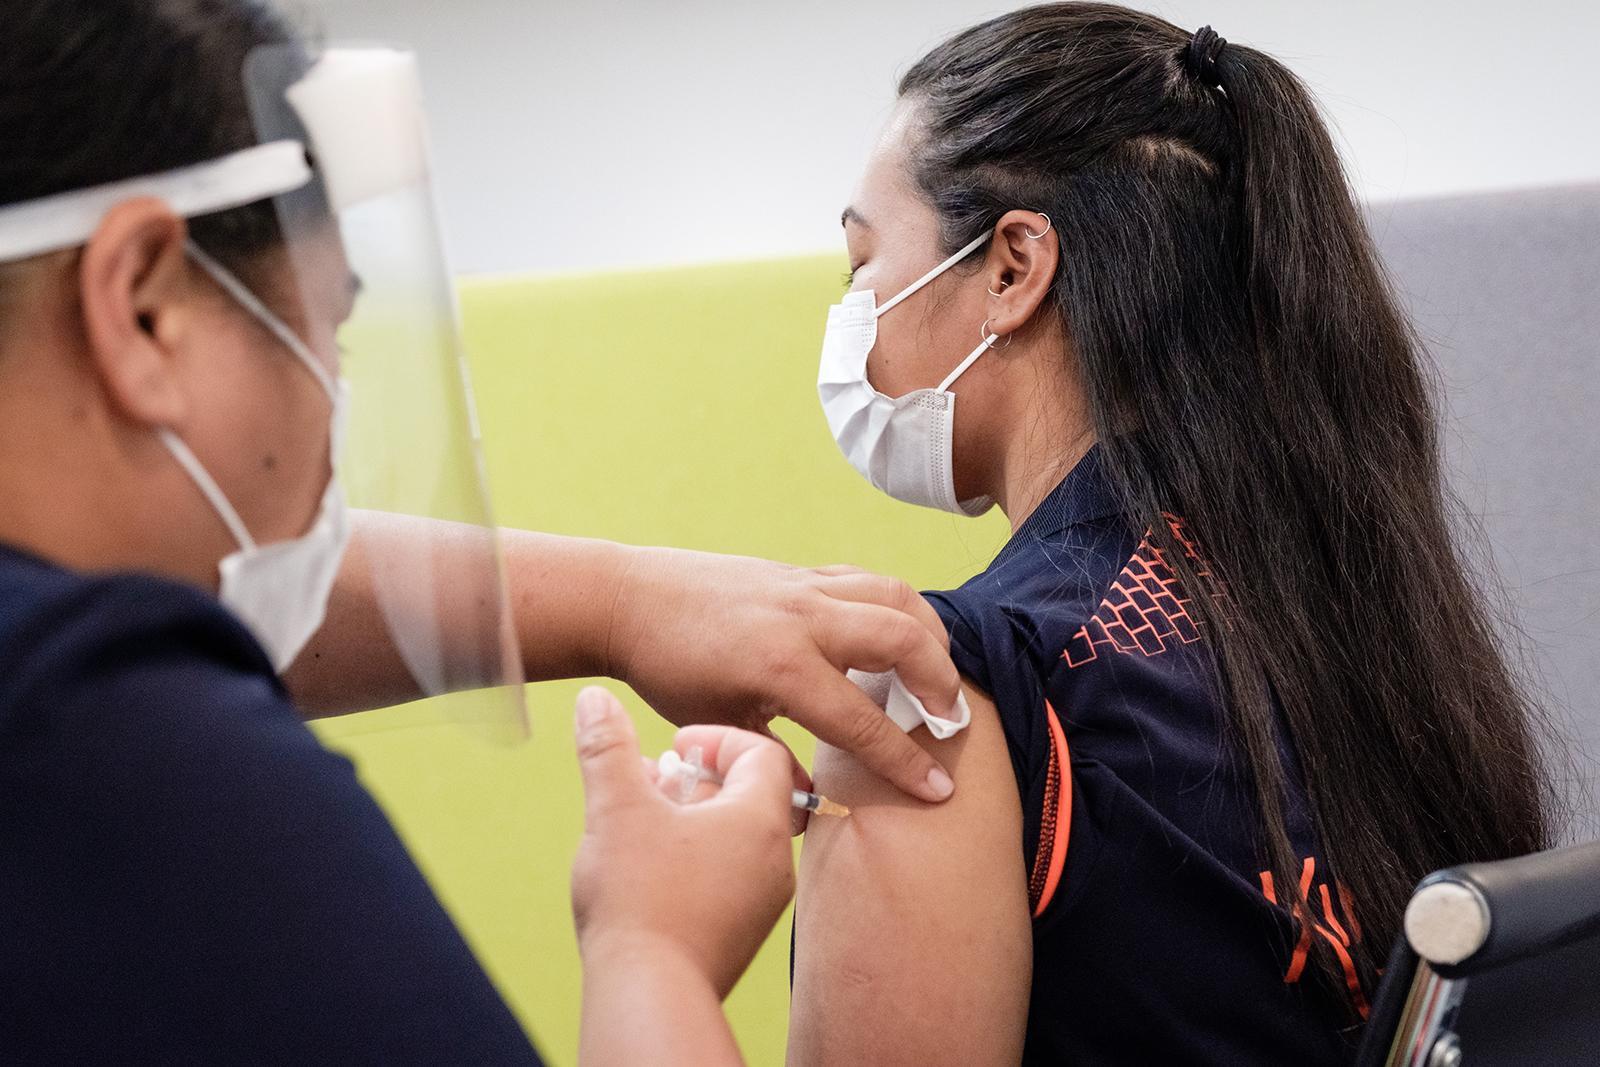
0, 542, 543, 1066
924, 448, 1368, 1067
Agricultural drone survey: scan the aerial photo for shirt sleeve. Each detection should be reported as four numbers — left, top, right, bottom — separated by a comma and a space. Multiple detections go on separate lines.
0, 577, 544, 1067
924, 585, 1055, 896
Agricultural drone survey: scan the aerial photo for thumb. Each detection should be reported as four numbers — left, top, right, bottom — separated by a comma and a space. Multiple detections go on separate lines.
711, 729, 797, 812
574, 685, 649, 821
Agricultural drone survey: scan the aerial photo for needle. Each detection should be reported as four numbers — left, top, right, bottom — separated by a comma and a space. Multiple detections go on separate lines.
658, 747, 850, 817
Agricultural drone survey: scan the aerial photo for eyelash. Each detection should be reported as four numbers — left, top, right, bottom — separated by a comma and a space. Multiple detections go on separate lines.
842, 270, 855, 290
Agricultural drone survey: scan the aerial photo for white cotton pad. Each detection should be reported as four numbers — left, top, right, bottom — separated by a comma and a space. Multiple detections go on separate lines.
846, 668, 971, 740
285, 48, 429, 213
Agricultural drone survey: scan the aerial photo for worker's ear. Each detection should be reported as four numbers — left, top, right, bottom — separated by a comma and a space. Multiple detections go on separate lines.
77, 199, 199, 429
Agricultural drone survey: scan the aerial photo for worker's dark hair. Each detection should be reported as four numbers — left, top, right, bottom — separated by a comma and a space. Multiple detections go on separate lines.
900, 1, 1555, 1011
0, 0, 299, 283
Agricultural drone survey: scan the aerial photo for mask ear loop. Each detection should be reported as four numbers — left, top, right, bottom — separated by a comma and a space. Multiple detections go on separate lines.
875, 231, 992, 318
185, 239, 338, 402
156, 428, 258, 552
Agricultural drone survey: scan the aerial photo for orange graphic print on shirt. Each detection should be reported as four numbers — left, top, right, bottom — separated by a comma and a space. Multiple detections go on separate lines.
1062, 515, 1229, 668
1261, 857, 1370, 1019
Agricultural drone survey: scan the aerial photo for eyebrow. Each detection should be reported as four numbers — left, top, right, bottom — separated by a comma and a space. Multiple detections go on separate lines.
840, 206, 870, 229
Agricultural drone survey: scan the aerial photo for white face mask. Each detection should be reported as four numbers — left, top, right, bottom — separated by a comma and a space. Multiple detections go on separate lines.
817, 231, 998, 517
157, 242, 354, 673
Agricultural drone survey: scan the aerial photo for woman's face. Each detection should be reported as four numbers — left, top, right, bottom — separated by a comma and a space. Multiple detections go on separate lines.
841, 103, 1001, 498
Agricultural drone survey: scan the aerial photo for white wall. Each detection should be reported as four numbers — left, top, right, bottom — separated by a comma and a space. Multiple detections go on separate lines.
293, 0, 1600, 276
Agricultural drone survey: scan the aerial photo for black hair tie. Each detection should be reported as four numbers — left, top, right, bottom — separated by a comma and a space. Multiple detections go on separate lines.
1185, 25, 1227, 89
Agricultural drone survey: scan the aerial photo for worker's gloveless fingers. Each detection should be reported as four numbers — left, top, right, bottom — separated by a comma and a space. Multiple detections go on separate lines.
815, 570, 951, 653
784, 666, 954, 803
806, 596, 962, 724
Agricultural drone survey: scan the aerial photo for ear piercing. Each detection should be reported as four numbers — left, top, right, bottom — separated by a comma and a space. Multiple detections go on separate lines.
1025, 214, 1052, 239
979, 319, 1013, 348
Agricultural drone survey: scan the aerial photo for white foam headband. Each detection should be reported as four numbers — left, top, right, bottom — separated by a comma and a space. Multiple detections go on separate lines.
0, 140, 311, 264
285, 48, 430, 214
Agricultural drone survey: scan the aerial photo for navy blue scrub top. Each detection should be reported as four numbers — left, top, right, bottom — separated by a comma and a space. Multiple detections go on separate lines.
925, 447, 1371, 1066
0, 542, 543, 1066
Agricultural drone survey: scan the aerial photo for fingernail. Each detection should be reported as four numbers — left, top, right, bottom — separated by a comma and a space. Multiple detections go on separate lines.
575, 687, 610, 732
925, 765, 954, 800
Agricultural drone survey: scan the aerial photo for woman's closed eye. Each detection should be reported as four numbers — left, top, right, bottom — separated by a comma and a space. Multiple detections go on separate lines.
842, 269, 856, 291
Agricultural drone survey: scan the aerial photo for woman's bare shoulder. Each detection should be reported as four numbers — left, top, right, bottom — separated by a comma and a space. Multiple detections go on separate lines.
788, 680, 1032, 1067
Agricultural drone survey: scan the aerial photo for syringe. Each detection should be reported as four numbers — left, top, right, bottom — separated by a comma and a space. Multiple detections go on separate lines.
658, 747, 850, 817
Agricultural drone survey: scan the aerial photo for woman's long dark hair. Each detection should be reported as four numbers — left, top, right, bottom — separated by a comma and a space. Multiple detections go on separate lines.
0, 0, 296, 293
900, 2, 1554, 998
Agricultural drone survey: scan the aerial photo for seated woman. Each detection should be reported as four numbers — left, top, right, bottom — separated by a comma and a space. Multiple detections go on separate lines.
790, 5, 1555, 1065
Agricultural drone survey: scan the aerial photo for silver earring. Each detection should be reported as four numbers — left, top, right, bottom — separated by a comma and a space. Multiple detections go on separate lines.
1025, 214, 1052, 239
988, 284, 1007, 297
979, 320, 1013, 349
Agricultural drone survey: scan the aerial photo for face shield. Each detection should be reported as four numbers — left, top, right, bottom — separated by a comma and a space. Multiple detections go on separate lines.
240, 43, 527, 744
0, 42, 526, 744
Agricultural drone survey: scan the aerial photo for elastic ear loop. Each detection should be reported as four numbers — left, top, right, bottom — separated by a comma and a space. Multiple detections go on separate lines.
937, 323, 1004, 393
980, 319, 1012, 349
875, 231, 992, 318
184, 239, 338, 401
156, 428, 258, 551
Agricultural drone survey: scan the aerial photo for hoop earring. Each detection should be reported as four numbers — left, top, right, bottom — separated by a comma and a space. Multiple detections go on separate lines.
1025, 214, 1052, 239
988, 283, 1007, 297
980, 319, 1013, 349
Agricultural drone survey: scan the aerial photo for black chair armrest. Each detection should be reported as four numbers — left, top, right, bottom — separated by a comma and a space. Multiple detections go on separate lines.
1409, 840, 1600, 979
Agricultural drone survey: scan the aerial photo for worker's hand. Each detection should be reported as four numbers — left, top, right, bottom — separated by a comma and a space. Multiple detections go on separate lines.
607, 547, 960, 804
571, 686, 796, 1001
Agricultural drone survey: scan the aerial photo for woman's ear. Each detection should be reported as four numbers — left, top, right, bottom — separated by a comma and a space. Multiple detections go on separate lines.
77, 198, 197, 429
984, 209, 1059, 339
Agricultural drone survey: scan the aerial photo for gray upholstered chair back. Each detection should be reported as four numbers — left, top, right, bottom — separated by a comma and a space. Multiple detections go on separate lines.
1372, 184, 1600, 837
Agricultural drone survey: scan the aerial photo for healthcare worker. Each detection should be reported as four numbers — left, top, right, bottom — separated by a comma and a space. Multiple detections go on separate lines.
0, 1, 953, 1063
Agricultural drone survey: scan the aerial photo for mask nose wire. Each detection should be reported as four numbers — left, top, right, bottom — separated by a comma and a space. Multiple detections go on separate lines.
185, 239, 338, 403
872, 230, 992, 319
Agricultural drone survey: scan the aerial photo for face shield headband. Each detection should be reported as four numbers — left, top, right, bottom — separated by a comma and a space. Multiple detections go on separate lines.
0, 141, 311, 263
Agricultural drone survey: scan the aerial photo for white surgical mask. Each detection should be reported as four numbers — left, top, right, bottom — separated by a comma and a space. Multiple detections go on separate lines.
818, 231, 997, 517
157, 242, 353, 673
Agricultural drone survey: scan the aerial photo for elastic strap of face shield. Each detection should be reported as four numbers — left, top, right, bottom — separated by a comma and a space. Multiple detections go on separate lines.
0, 141, 311, 264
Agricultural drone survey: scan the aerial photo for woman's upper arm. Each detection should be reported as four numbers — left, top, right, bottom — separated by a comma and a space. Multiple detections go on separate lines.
788, 680, 1031, 1067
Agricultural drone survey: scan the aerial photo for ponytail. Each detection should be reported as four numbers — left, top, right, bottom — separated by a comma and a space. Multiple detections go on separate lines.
1217, 28, 1551, 967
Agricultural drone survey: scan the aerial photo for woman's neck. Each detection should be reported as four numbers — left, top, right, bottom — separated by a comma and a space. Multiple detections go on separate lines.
971, 323, 1096, 534
997, 424, 1096, 534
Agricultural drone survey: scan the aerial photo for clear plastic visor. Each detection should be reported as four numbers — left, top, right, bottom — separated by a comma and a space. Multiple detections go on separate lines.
244, 42, 526, 744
